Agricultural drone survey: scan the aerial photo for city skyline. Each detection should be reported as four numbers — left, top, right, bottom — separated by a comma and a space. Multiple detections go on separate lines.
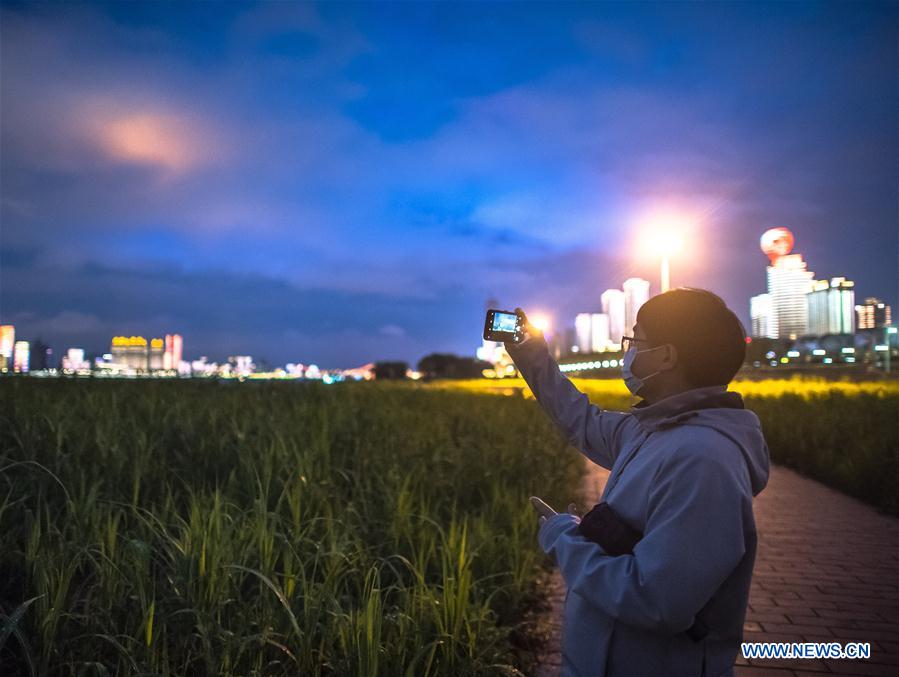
1, 2, 897, 368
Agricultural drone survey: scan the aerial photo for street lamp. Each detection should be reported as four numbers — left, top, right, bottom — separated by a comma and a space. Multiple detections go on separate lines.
653, 231, 684, 293
636, 210, 690, 293
529, 313, 551, 339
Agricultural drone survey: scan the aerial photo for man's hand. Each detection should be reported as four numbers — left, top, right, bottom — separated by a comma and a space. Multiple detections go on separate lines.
530, 496, 557, 528
530, 496, 580, 528
505, 307, 543, 351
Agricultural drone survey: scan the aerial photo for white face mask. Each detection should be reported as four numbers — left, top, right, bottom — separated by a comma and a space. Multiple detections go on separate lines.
621, 344, 665, 396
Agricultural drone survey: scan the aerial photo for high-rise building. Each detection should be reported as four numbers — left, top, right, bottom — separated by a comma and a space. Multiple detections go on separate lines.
807, 277, 855, 335
63, 348, 88, 371
750, 293, 777, 339
623, 278, 650, 334
601, 289, 626, 344
759, 229, 814, 339
164, 334, 183, 370
0, 325, 14, 371
590, 313, 611, 352
111, 336, 149, 370
575, 313, 593, 353
149, 338, 164, 370
13, 340, 29, 373
856, 297, 892, 329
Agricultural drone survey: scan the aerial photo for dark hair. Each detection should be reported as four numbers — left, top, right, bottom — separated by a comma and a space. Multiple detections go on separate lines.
636, 287, 746, 387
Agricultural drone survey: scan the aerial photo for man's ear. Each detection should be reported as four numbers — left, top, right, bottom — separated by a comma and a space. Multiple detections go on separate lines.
659, 343, 678, 372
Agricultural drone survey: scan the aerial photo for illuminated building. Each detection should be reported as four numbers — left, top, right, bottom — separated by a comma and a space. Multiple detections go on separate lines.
342, 362, 376, 381
807, 277, 855, 335
111, 336, 149, 370
149, 338, 164, 370
575, 313, 592, 353
591, 313, 611, 352
164, 334, 183, 370
13, 340, 29, 373
760, 228, 814, 339
0, 325, 14, 371
230, 355, 254, 376
750, 293, 776, 339
601, 289, 626, 344
573, 313, 612, 353
856, 297, 892, 329
623, 278, 650, 334
63, 348, 88, 371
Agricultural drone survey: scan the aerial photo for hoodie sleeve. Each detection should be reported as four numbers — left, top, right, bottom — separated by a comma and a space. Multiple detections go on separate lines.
505, 333, 632, 470
538, 444, 748, 633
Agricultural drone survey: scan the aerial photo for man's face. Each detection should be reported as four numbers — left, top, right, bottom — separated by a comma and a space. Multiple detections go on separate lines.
628, 323, 676, 399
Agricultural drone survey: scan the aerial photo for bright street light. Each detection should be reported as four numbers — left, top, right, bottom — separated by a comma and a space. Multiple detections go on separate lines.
639, 212, 688, 293
529, 314, 550, 333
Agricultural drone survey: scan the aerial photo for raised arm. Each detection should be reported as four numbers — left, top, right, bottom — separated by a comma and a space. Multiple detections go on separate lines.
505, 328, 632, 470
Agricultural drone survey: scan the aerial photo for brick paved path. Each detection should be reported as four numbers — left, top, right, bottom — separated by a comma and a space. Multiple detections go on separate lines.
534, 461, 899, 677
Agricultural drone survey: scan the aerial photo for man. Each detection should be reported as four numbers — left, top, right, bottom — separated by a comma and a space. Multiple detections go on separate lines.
504, 288, 770, 677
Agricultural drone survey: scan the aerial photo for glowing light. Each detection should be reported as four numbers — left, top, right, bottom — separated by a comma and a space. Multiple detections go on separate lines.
765, 351, 776, 359
889, 327, 898, 334
823, 358, 833, 364
874, 345, 888, 352
787, 350, 800, 358
780, 357, 789, 364
529, 314, 550, 333
812, 349, 826, 356
841, 347, 855, 354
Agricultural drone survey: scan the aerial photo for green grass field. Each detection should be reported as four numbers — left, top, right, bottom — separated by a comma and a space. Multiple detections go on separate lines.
1, 375, 897, 675
0, 379, 582, 676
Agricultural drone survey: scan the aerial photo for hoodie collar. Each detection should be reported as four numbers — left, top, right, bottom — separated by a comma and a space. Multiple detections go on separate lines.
630, 384, 745, 432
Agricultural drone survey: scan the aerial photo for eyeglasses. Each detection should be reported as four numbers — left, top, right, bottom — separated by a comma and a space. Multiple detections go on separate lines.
620, 335, 650, 352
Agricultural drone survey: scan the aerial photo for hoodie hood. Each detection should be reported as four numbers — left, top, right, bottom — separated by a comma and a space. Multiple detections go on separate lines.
631, 385, 770, 496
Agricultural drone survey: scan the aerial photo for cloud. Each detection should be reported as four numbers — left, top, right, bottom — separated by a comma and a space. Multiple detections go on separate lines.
1, 1, 895, 365
378, 324, 406, 337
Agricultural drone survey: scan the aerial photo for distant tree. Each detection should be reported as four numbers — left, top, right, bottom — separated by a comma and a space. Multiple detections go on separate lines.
417, 353, 492, 380
373, 361, 409, 380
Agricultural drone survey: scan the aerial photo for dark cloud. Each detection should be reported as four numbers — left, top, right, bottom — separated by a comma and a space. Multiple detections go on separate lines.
1, 1, 896, 366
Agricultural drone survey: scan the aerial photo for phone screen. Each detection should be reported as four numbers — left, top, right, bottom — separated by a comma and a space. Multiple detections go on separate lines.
492, 312, 518, 333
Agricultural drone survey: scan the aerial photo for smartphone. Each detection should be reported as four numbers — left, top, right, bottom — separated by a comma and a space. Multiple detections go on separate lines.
483, 308, 523, 343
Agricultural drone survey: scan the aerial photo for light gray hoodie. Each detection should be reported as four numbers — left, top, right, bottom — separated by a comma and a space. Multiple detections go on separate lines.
507, 333, 770, 677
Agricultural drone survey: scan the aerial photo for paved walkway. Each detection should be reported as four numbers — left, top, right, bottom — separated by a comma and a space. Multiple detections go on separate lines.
534, 462, 899, 677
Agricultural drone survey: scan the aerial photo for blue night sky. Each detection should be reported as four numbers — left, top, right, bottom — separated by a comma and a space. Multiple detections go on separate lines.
1, 1, 896, 368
